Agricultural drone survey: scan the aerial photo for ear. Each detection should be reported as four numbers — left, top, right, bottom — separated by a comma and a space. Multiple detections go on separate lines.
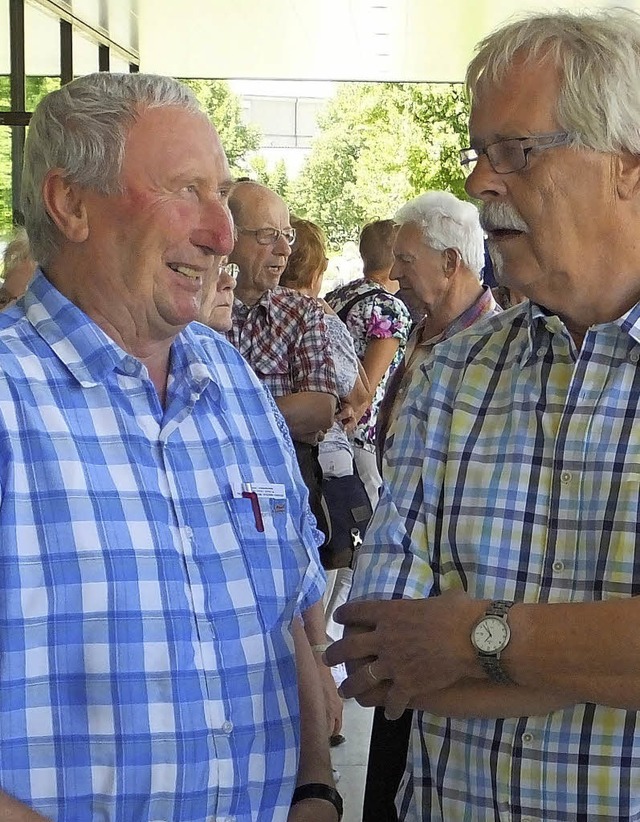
615, 151, 640, 201
443, 248, 459, 276
42, 169, 90, 244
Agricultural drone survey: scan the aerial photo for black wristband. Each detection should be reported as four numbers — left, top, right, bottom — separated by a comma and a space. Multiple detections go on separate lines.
291, 783, 343, 819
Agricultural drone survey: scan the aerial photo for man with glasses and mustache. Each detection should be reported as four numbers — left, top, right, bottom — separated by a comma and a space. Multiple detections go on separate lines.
325, 9, 640, 821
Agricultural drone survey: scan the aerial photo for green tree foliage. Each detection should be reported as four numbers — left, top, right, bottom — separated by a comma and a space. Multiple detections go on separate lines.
181, 79, 260, 176
248, 155, 290, 201
288, 82, 470, 247
0, 76, 60, 236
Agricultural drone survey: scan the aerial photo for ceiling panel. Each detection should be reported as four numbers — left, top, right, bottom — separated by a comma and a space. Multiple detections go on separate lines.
138, 0, 640, 83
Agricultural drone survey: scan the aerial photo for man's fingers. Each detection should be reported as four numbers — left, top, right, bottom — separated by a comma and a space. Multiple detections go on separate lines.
338, 660, 391, 700
323, 631, 379, 667
384, 683, 412, 720
333, 598, 388, 628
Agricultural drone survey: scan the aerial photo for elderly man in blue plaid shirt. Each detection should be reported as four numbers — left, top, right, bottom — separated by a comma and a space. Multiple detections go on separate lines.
327, 8, 640, 822
0, 73, 341, 822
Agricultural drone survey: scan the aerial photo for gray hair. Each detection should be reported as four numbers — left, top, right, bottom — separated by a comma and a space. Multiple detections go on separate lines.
22, 73, 203, 266
394, 191, 485, 277
466, 9, 640, 156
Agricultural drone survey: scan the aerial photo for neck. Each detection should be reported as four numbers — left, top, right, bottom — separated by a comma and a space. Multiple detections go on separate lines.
365, 268, 396, 293
423, 278, 484, 339
234, 282, 265, 307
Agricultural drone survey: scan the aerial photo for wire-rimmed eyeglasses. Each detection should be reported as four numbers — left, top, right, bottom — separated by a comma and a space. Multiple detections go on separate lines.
235, 226, 296, 246
459, 131, 575, 175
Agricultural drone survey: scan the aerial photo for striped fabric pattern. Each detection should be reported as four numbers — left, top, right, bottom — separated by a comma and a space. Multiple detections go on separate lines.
352, 300, 640, 821
0, 271, 325, 822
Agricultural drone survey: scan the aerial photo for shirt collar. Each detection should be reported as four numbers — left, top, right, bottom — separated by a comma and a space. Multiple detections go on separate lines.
23, 269, 219, 397
415, 285, 500, 348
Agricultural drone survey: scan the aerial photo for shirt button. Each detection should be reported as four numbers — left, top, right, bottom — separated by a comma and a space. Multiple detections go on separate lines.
630, 350, 640, 364
123, 358, 137, 375
536, 347, 545, 357
522, 732, 534, 744
560, 471, 572, 483
552, 561, 565, 572
221, 720, 233, 734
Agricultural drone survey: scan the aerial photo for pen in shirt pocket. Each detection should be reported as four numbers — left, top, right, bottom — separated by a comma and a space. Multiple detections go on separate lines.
241, 483, 264, 532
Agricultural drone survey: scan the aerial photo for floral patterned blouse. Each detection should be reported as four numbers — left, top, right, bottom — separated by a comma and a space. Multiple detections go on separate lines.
325, 278, 411, 448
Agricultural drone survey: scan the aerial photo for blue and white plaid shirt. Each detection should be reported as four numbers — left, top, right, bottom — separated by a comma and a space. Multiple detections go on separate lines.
352, 300, 640, 821
0, 271, 325, 822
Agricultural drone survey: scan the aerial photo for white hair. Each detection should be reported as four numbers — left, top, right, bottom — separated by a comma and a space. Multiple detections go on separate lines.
394, 191, 485, 277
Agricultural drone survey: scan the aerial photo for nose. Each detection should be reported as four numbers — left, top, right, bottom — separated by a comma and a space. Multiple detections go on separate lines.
218, 270, 236, 292
389, 261, 400, 281
273, 232, 292, 257
192, 198, 235, 257
464, 155, 508, 202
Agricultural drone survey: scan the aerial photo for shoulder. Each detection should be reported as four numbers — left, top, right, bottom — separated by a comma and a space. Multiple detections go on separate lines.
371, 290, 411, 318
271, 286, 326, 323
422, 302, 530, 381
187, 322, 264, 381
325, 279, 366, 305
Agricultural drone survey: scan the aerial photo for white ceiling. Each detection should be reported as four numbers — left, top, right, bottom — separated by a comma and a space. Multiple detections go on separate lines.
8, 0, 640, 84
136, 0, 640, 83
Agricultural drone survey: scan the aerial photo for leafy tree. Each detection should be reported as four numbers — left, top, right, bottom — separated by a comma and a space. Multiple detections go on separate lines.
181, 79, 260, 176
248, 155, 290, 201
0, 75, 60, 235
289, 82, 470, 247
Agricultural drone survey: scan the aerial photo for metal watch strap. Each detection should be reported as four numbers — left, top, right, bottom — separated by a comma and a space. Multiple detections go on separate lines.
487, 600, 514, 619
291, 783, 344, 820
479, 600, 514, 685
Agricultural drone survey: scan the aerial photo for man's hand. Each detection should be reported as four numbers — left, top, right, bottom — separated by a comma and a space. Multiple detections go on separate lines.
324, 591, 486, 719
316, 659, 343, 737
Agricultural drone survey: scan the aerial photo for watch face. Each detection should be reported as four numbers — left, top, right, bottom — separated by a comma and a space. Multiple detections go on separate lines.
471, 615, 510, 653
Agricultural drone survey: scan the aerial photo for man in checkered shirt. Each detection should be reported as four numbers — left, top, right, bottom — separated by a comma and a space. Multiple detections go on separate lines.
327, 8, 640, 821
0, 73, 339, 821
225, 180, 344, 748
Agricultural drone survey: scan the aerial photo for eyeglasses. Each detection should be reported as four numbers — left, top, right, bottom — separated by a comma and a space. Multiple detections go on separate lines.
235, 226, 296, 246
459, 131, 575, 175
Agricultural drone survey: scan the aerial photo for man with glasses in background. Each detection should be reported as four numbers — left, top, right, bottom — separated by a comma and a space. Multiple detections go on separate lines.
226, 180, 344, 744
326, 9, 640, 821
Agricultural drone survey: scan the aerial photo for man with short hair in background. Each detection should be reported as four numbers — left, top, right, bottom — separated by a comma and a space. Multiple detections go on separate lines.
376, 190, 501, 461
225, 180, 344, 744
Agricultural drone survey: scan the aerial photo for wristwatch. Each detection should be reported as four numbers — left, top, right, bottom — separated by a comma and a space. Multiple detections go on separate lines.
470, 600, 515, 684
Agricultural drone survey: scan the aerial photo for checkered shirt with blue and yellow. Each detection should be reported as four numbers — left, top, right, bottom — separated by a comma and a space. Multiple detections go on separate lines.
352, 299, 640, 821
0, 271, 325, 822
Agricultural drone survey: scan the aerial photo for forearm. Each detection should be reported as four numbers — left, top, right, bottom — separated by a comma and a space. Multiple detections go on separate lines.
505, 597, 640, 708
276, 393, 336, 442
292, 616, 334, 786
0, 791, 49, 821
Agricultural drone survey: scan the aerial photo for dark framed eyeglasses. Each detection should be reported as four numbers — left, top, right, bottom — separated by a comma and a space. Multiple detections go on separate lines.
235, 226, 296, 246
459, 131, 575, 175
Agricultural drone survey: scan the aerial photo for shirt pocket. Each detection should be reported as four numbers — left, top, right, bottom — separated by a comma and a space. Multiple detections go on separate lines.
226, 495, 303, 630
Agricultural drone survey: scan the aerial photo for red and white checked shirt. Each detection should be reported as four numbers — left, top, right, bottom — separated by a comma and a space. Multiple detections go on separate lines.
226, 286, 338, 399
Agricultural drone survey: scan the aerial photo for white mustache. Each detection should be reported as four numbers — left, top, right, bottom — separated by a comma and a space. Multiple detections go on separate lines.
481, 202, 529, 234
